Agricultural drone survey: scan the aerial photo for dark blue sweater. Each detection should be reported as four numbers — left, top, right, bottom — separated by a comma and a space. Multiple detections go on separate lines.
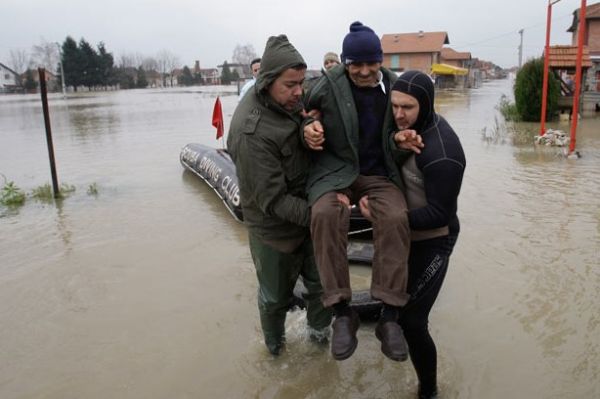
349, 77, 390, 176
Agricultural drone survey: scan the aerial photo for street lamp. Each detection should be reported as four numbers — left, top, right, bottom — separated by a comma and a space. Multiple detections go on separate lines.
540, 0, 562, 136
539, 0, 586, 157
569, 0, 587, 156
55, 42, 66, 98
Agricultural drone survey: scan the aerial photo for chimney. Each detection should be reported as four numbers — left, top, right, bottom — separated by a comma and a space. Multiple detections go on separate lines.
418, 30, 424, 37
194, 60, 200, 73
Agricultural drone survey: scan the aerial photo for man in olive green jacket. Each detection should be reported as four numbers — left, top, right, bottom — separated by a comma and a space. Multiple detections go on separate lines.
303, 21, 417, 362
227, 34, 332, 355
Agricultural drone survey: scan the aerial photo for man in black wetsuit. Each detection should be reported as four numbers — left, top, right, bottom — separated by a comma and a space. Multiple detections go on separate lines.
361, 70, 466, 399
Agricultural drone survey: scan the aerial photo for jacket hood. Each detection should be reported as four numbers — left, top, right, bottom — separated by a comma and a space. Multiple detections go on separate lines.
392, 70, 435, 131
255, 35, 306, 93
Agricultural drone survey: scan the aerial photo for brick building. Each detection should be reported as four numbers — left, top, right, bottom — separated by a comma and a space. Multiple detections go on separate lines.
381, 31, 449, 73
567, 1, 600, 91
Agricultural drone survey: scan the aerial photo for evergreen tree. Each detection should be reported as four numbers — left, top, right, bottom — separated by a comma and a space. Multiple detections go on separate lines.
231, 69, 240, 82
114, 68, 136, 89
221, 61, 233, 85
79, 39, 99, 89
136, 67, 148, 88
179, 66, 194, 86
62, 37, 116, 89
514, 58, 560, 122
61, 36, 81, 90
24, 69, 37, 91
126, 74, 136, 89
97, 42, 115, 87
114, 68, 127, 89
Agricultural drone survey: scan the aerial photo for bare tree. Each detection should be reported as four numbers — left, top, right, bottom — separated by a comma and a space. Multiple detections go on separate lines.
232, 43, 257, 66
118, 54, 133, 68
167, 54, 181, 87
31, 38, 60, 73
156, 49, 180, 87
9, 49, 29, 74
118, 52, 145, 68
232, 44, 258, 78
142, 56, 158, 72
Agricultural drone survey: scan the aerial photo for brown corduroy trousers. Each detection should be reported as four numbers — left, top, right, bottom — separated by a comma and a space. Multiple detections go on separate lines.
311, 175, 411, 308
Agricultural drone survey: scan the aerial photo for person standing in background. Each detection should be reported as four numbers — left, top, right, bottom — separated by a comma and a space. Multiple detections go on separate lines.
323, 52, 340, 70
238, 57, 261, 101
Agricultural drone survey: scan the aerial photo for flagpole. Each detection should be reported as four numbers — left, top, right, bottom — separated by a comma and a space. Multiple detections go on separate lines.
221, 99, 225, 150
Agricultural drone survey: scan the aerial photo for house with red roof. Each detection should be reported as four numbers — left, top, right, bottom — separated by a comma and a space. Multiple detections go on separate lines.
381, 31, 478, 88
440, 47, 472, 69
0, 62, 21, 93
381, 31, 449, 73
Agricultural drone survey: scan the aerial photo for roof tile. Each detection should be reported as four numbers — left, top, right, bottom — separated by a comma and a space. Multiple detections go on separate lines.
381, 31, 449, 53
547, 45, 592, 67
441, 47, 471, 60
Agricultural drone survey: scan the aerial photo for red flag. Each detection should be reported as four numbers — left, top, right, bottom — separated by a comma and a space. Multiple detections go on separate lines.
212, 97, 224, 140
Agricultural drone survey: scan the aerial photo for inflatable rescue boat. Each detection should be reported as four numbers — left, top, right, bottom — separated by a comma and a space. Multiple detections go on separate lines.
180, 143, 381, 318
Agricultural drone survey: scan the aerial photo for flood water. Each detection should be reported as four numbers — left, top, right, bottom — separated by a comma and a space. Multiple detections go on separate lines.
1, 80, 599, 399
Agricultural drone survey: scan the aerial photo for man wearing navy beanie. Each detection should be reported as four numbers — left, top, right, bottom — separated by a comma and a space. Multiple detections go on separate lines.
303, 22, 422, 363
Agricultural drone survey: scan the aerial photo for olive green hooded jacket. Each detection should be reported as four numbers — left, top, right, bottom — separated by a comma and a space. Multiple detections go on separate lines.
227, 35, 309, 251
302, 64, 406, 205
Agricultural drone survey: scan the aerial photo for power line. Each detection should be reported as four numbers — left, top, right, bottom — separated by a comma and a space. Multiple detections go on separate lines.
452, 12, 572, 50
457, 44, 556, 49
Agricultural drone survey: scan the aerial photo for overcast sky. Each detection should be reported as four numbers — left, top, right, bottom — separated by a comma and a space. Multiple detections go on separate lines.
1, 0, 585, 71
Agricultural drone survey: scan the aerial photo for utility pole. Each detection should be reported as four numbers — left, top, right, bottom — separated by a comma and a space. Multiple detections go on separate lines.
55, 42, 66, 98
518, 29, 524, 68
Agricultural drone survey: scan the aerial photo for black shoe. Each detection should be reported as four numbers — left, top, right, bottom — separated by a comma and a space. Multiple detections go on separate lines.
375, 320, 408, 361
418, 387, 438, 399
331, 310, 360, 360
266, 342, 283, 356
265, 337, 285, 356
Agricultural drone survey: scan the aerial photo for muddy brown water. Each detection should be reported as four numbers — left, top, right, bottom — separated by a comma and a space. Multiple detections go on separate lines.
1, 81, 599, 398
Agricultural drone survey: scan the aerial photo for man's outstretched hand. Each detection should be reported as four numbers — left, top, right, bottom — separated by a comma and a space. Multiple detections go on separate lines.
394, 129, 424, 154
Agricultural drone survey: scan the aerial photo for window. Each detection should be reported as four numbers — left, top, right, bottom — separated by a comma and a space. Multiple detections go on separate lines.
391, 54, 400, 69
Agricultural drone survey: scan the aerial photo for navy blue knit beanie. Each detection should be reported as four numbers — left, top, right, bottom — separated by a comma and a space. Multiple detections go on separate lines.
341, 21, 383, 64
